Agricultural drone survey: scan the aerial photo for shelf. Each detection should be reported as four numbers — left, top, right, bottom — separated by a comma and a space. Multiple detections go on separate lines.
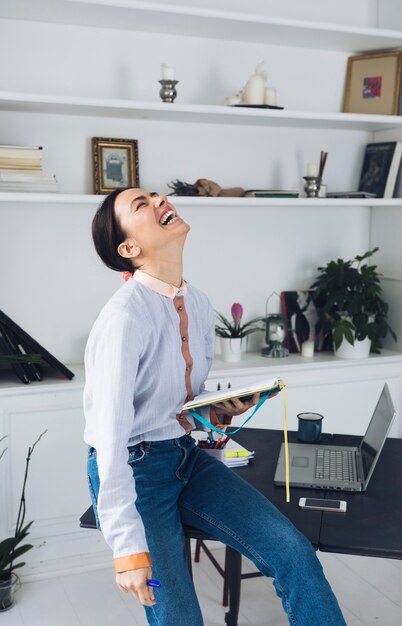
1, 193, 402, 208
209, 349, 402, 377
1, 350, 402, 395
2, 91, 402, 131
1, 1, 402, 52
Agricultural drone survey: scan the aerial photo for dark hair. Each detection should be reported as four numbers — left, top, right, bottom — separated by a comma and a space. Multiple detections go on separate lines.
91, 187, 136, 273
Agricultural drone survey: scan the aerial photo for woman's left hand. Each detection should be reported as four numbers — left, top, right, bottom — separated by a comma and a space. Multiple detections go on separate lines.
211, 392, 260, 426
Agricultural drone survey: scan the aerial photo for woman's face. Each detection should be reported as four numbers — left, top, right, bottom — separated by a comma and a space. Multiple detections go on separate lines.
114, 188, 190, 263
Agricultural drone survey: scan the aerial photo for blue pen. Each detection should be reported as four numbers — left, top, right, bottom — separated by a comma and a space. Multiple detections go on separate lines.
147, 579, 161, 588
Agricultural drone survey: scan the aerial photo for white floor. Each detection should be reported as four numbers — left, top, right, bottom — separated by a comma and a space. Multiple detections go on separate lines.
2, 544, 402, 626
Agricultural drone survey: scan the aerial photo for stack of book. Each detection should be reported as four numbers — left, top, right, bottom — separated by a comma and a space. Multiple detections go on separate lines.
0, 145, 58, 192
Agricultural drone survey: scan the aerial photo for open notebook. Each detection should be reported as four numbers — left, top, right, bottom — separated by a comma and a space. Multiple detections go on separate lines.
182, 377, 284, 410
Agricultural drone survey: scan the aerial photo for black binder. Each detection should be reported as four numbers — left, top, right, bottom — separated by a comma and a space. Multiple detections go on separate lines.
0, 310, 74, 381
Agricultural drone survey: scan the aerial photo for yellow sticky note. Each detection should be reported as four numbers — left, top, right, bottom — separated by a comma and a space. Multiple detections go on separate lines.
224, 450, 250, 458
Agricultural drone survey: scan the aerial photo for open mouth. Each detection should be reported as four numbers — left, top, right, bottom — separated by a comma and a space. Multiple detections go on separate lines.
159, 208, 180, 226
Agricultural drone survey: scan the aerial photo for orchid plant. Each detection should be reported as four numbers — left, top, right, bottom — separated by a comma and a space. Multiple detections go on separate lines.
215, 303, 264, 339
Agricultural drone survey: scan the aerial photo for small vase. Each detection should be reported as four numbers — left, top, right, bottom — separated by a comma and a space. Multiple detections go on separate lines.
0, 573, 20, 612
220, 337, 242, 362
334, 335, 371, 359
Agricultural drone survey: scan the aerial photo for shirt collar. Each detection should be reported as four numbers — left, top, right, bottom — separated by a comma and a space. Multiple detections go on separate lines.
133, 269, 188, 299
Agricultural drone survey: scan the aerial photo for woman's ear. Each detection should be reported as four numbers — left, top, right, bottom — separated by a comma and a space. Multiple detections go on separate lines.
117, 239, 141, 260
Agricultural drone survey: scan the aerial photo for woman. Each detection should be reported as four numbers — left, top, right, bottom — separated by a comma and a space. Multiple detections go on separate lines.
83, 187, 346, 625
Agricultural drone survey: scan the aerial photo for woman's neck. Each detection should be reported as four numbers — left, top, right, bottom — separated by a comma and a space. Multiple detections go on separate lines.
137, 259, 184, 288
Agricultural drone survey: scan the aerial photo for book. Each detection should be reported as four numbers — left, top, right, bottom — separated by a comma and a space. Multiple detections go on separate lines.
245, 189, 299, 198
0, 145, 43, 159
182, 377, 284, 411
358, 142, 402, 198
0, 159, 42, 169
326, 191, 377, 198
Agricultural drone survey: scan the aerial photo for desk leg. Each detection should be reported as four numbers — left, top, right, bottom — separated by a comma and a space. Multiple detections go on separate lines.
224, 547, 241, 626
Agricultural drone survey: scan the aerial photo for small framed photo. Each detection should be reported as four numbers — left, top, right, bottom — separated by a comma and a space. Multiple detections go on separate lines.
92, 137, 139, 194
343, 51, 402, 115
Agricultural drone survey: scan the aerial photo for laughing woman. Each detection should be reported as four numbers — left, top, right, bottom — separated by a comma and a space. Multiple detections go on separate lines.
83, 187, 346, 626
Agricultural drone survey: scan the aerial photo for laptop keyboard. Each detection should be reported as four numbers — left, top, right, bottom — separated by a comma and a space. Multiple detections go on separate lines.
315, 449, 356, 482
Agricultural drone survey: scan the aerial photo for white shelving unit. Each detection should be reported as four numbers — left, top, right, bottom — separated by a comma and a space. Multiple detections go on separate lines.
1, 192, 402, 208
2, 0, 402, 51
2, 91, 402, 131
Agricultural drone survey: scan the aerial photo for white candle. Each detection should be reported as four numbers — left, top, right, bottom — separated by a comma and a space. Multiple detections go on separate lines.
264, 87, 277, 106
161, 64, 175, 81
307, 163, 318, 177
301, 340, 314, 357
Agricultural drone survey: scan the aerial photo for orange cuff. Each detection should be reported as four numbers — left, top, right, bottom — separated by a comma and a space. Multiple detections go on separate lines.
114, 552, 152, 573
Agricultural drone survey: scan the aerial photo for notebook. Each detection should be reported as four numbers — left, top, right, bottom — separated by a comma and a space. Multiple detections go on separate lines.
182, 377, 284, 410
274, 384, 395, 491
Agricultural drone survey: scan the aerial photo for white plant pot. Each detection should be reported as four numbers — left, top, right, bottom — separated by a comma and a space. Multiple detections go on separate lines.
334, 335, 371, 359
220, 337, 242, 362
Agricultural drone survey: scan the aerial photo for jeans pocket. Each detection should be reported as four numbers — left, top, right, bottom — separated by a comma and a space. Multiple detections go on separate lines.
127, 443, 146, 466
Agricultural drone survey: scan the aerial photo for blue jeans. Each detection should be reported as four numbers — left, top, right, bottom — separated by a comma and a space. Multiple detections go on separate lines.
87, 433, 346, 626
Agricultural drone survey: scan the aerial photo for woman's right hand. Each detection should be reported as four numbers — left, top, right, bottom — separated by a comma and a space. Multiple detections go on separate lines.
116, 566, 156, 606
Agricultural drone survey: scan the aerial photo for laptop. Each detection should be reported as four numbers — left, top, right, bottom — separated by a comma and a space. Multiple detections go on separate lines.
274, 384, 396, 492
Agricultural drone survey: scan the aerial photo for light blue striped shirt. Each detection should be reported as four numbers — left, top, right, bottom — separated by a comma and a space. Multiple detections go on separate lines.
83, 271, 214, 561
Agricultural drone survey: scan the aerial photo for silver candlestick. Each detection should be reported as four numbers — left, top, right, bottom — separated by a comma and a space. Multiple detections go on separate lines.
303, 176, 322, 198
159, 79, 179, 103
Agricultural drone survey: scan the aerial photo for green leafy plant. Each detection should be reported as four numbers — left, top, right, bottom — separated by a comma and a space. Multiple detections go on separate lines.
309, 248, 396, 353
0, 430, 47, 586
215, 303, 265, 339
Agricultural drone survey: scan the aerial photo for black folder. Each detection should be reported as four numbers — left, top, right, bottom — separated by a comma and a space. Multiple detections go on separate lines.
0, 310, 74, 380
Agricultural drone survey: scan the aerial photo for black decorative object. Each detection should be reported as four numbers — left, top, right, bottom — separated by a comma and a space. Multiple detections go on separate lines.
168, 180, 199, 196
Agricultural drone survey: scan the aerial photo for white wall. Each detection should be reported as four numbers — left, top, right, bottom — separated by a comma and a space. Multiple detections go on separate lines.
0, 7, 382, 364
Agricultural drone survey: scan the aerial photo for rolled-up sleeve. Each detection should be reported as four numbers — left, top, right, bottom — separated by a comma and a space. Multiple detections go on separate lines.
83, 310, 151, 571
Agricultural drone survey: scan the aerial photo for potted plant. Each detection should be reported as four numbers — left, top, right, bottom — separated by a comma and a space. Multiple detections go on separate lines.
0, 430, 46, 611
215, 303, 264, 362
309, 247, 396, 358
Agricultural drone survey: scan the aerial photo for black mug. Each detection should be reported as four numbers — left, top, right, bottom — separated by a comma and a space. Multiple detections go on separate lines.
297, 412, 323, 443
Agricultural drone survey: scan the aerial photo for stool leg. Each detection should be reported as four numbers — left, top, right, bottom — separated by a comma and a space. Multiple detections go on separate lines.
195, 538, 202, 562
224, 547, 241, 626
222, 546, 229, 607
185, 537, 193, 580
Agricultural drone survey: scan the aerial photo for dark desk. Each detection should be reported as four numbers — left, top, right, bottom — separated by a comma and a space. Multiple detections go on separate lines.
81, 428, 402, 626
235, 428, 402, 560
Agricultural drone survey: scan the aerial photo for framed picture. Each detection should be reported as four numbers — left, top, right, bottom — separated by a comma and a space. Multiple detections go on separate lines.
280, 291, 332, 353
92, 137, 139, 194
343, 51, 402, 115
358, 141, 402, 198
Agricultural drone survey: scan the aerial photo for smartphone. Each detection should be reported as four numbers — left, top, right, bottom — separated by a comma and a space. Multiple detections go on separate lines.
298, 497, 347, 513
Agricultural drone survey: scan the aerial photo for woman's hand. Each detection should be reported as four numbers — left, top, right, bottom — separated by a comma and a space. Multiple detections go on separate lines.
116, 567, 156, 606
211, 392, 261, 427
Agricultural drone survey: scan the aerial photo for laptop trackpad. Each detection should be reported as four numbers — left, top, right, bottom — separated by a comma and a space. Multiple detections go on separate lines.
292, 456, 309, 468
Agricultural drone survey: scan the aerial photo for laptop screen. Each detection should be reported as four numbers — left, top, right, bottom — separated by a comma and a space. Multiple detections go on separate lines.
359, 384, 396, 487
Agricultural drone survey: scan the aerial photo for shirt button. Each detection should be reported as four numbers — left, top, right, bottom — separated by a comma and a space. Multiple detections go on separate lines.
177, 305, 183, 311
182, 336, 187, 342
